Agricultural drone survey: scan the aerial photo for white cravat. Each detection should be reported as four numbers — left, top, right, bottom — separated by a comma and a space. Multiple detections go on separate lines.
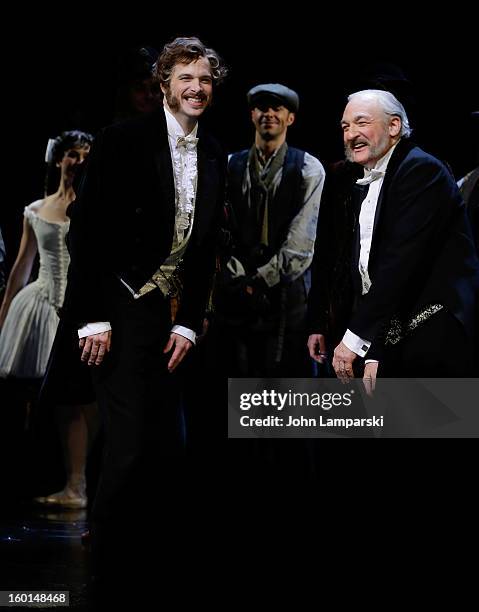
165, 107, 199, 243
176, 134, 199, 151
356, 168, 385, 186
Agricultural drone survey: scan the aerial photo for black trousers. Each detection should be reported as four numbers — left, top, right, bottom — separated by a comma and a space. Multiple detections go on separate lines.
89, 283, 185, 594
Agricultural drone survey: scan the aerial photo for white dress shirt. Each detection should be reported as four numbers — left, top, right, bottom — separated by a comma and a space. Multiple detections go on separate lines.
342, 143, 398, 358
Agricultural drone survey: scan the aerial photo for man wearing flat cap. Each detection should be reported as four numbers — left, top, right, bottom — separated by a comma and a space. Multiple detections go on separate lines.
217, 83, 325, 376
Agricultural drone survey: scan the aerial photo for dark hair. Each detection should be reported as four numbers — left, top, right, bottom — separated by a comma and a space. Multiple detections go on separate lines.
44, 130, 94, 195
51, 130, 94, 164
155, 37, 228, 88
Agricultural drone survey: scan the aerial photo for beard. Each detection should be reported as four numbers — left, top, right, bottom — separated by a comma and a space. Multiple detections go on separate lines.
164, 88, 180, 113
164, 87, 210, 114
344, 131, 391, 166
344, 144, 356, 163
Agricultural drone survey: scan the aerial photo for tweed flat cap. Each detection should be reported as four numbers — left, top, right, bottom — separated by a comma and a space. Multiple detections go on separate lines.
247, 83, 299, 112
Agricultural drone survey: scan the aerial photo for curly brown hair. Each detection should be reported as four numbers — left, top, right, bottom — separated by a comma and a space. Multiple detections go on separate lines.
154, 37, 228, 89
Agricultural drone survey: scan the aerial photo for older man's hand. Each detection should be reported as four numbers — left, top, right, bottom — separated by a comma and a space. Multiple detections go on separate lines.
332, 341, 357, 382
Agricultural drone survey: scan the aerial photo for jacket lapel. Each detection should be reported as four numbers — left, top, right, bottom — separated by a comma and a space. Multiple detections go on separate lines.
194, 126, 219, 244
147, 109, 176, 231
351, 183, 367, 295
368, 139, 416, 265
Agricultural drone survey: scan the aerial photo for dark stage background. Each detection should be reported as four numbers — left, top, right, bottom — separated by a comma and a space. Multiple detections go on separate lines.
0, 24, 477, 592
2, 23, 477, 271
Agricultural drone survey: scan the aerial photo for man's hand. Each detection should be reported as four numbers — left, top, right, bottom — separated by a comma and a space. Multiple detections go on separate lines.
363, 361, 379, 396
79, 330, 112, 366
332, 341, 358, 381
307, 334, 327, 363
163, 332, 193, 373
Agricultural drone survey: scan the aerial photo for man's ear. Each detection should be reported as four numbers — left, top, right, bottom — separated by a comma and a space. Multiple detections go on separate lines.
389, 116, 401, 137
160, 83, 168, 96
287, 112, 296, 127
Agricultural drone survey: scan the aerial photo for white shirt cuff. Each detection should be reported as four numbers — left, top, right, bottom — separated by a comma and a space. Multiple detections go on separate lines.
78, 322, 112, 339
365, 359, 379, 364
171, 325, 196, 345
342, 329, 371, 357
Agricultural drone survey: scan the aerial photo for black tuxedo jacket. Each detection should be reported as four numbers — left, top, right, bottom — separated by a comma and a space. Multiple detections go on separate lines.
309, 140, 479, 349
63, 108, 226, 333
349, 140, 479, 344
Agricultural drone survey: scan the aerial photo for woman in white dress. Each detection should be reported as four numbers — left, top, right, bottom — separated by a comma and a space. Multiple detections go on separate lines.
0, 130, 95, 508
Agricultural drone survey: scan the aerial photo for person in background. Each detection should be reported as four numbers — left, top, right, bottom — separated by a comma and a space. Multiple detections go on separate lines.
216, 83, 325, 377
0, 131, 95, 508
113, 45, 162, 122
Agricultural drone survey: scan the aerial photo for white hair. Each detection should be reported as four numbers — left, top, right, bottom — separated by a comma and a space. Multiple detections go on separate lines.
347, 89, 412, 138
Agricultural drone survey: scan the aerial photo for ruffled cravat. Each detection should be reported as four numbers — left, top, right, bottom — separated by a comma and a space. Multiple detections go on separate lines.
172, 134, 199, 242
356, 168, 385, 185
176, 135, 199, 151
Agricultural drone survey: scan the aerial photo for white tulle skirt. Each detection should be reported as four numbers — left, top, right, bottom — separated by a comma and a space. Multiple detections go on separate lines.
0, 280, 60, 379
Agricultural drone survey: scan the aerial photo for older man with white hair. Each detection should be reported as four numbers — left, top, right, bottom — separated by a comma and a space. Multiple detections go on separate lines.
308, 89, 479, 380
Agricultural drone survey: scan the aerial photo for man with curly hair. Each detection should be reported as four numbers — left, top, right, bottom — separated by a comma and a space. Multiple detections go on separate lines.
63, 36, 228, 600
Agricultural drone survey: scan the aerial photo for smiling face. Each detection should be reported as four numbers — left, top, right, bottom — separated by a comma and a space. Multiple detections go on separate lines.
341, 98, 401, 168
251, 101, 295, 144
161, 57, 213, 129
